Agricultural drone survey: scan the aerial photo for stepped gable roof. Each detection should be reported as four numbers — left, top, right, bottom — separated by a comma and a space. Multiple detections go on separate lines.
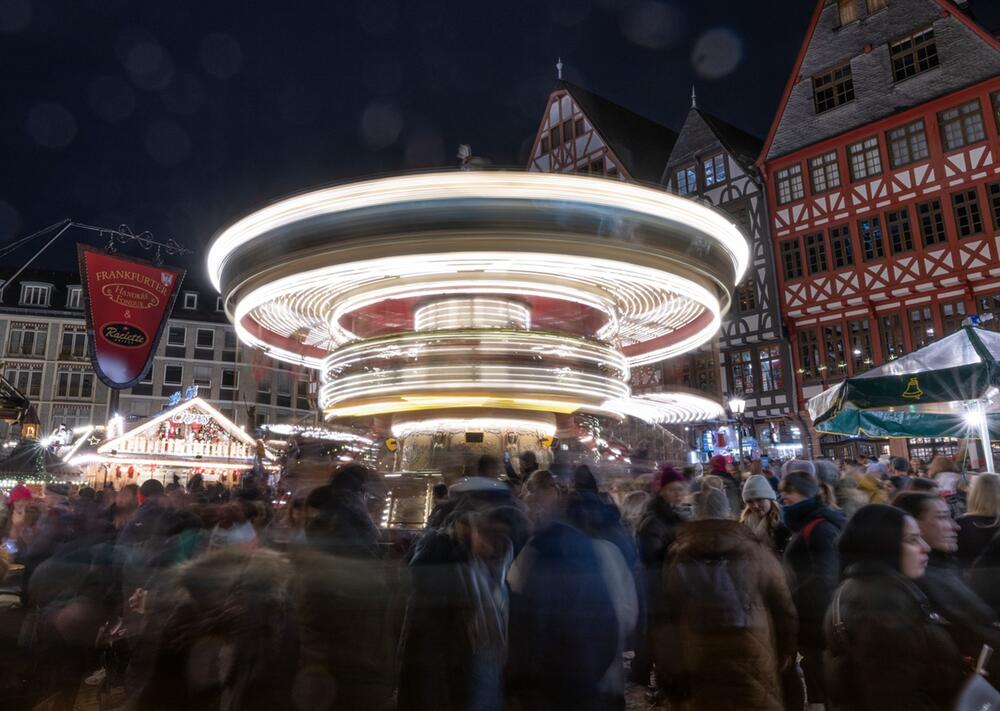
557, 80, 677, 183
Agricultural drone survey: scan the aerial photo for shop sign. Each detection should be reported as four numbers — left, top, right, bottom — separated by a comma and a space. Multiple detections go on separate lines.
79, 246, 185, 388
171, 412, 212, 426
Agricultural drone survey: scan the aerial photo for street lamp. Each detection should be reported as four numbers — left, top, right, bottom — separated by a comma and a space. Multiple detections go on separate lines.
728, 395, 747, 462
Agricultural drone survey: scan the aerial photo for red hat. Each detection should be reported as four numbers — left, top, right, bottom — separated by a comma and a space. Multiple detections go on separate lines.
652, 465, 688, 492
709, 454, 728, 473
7, 484, 32, 509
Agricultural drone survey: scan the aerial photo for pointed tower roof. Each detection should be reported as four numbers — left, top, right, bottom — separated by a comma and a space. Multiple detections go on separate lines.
760, 0, 1000, 162
669, 105, 763, 174
531, 80, 677, 183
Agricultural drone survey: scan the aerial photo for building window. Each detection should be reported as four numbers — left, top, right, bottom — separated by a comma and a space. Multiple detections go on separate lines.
19, 284, 50, 307
797, 328, 821, 383
7, 323, 47, 357
987, 182, 1000, 231
66, 286, 82, 309
940, 300, 967, 335
220, 368, 239, 400
951, 189, 984, 238
805, 232, 829, 274
837, 0, 858, 27
276, 373, 293, 408
222, 330, 237, 361
866, 0, 888, 13
729, 349, 754, 394
758, 346, 782, 392
858, 215, 884, 261
823, 323, 847, 377
196, 328, 215, 349
256, 378, 272, 405
167, 327, 185, 346
780, 239, 804, 280
993, 92, 1000, 133
183, 292, 198, 310
909, 306, 935, 349
813, 64, 855, 114
890, 28, 939, 83
916, 199, 947, 246
704, 154, 727, 186
809, 151, 841, 193
131, 371, 153, 396
939, 100, 986, 152
60, 327, 87, 360
887, 120, 929, 167
5, 364, 42, 398
885, 207, 914, 254
848, 137, 882, 181
539, 136, 550, 155
296, 380, 311, 410
675, 166, 697, 195
56, 369, 94, 399
880, 313, 906, 360
736, 280, 756, 312
164, 364, 183, 385
829, 224, 854, 268
776, 164, 804, 204
848, 319, 873, 373
587, 158, 604, 175
192, 365, 212, 387
574, 117, 584, 136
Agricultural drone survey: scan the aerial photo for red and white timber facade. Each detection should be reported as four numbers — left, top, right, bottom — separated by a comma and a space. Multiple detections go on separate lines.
760, 0, 1000, 460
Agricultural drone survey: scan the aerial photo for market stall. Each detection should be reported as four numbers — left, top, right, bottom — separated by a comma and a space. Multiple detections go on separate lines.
67, 397, 276, 488
807, 326, 1000, 472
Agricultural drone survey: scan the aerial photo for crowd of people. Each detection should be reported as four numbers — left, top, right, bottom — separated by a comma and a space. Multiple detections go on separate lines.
0, 450, 998, 710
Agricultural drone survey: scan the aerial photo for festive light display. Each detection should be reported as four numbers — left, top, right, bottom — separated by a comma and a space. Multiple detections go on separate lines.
209, 172, 746, 427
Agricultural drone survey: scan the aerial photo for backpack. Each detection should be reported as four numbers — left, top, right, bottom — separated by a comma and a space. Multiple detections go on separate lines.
675, 557, 750, 628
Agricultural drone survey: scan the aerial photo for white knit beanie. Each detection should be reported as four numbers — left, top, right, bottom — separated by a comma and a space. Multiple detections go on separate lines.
742, 474, 777, 502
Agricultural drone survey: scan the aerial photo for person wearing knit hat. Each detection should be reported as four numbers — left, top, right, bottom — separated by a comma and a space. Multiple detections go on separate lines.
6, 483, 31, 510
740, 474, 788, 552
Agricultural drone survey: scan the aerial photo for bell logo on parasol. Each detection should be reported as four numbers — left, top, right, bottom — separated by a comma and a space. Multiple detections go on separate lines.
902, 377, 924, 400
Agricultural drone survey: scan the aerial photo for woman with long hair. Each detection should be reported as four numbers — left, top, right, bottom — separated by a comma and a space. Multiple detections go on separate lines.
957, 474, 1000, 568
739, 475, 789, 553
825, 505, 965, 710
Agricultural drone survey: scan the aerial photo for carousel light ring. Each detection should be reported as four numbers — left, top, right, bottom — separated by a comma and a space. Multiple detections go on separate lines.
391, 416, 557, 439
209, 172, 746, 422
604, 391, 727, 424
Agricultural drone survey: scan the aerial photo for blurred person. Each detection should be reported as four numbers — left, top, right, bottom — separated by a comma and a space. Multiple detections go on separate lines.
740, 474, 789, 552
634, 465, 689, 697
813, 459, 841, 509
908, 477, 938, 493
927, 456, 966, 517
522, 469, 561, 529
400, 506, 519, 711
910, 456, 925, 476
893, 492, 1000, 674
620, 490, 650, 535
958, 473, 1000, 567
709, 454, 743, 517
111, 483, 140, 530
833, 464, 868, 519
507, 496, 635, 711
657, 486, 797, 711
825, 505, 964, 710
856, 465, 889, 504
781, 470, 846, 710
132, 548, 299, 710
303, 464, 380, 558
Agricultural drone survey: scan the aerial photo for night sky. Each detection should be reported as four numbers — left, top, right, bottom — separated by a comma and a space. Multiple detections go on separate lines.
2, 0, 999, 283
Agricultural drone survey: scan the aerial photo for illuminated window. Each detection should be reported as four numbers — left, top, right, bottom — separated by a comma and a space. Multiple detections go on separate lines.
909, 306, 935, 349
848, 319, 873, 372
837, 0, 858, 26
759, 346, 782, 391
20, 283, 50, 307
729, 349, 755, 393
704, 154, 727, 186
829, 224, 854, 268
880, 313, 905, 360
797, 328, 821, 383
66, 286, 82, 309
675, 166, 697, 195
823, 323, 847, 376
858, 215, 884, 261
940, 300, 967, 335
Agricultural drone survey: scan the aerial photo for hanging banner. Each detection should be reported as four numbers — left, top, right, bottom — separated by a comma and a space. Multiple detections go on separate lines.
78, 245, 185, 388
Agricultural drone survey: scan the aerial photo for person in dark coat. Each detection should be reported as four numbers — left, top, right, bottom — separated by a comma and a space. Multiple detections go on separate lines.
304, 466, 381, 559
506, 514, 625, 711
894, 492, 1000, 671
780, 470, 846, 709
825, 504, 965, 711
657, 487, 797, 711
633, 466, 689, 694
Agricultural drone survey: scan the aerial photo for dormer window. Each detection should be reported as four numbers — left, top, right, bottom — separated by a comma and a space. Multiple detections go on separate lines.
66, 286, 82, 309
890, 28, 939, 83
837, 0, 858, 26
814, 64, 855, 114
20, 283, 50, 307
703, 154, 727, 187
866, 0, 888, 14
675, 166, 697, 195
183, 292, 197, 310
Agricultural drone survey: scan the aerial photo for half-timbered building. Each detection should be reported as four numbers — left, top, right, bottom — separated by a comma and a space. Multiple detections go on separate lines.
760, 0, 1000, 459
665, 100, 800, 459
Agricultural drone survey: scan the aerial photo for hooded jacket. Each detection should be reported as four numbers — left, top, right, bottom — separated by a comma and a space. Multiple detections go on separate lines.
658, 519, 797, 711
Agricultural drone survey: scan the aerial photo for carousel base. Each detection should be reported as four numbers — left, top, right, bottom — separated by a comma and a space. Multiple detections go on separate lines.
388, 409, 557, 477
